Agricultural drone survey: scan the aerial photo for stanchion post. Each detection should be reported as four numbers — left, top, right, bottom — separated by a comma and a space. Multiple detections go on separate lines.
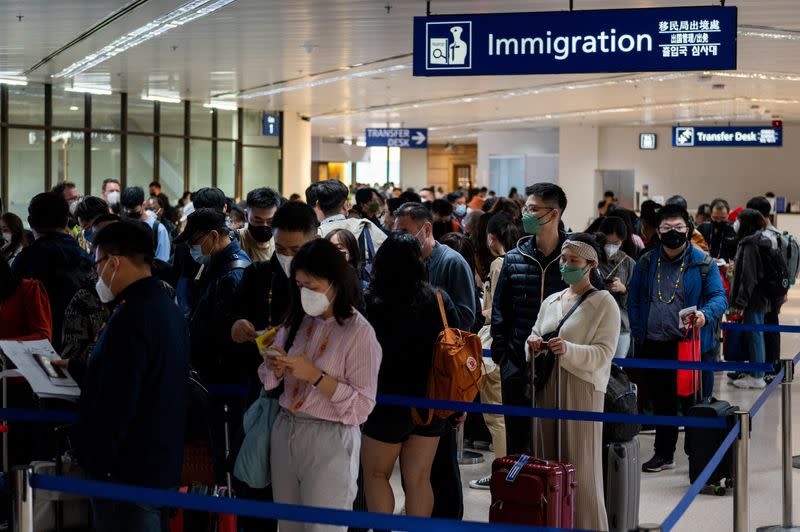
757, 359, 800, 532
455, 423, 484, 465
12, 466, 33, 532
734, 411, 750, 532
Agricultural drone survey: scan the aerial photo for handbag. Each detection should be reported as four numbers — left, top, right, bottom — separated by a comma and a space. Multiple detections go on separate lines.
528, 288, 596, 396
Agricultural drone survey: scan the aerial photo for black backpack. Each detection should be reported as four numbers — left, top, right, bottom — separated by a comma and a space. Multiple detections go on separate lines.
603, 364, 640, 443
356, 223, 377, 288
758, 245, 791, 304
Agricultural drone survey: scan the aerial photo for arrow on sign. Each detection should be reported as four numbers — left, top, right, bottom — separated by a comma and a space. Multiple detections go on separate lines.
412, 131, 427, 145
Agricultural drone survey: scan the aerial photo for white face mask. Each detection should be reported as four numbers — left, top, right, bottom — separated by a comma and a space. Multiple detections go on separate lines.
95, 259, 117, 304
300, 284, 332, 317
604, 243, 621, 258
276, 253, 293, 278
106, 191, 120, 205
732, 219, 740, 233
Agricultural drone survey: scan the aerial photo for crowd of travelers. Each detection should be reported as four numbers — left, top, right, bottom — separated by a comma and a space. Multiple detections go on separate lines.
0, 177, 795, 532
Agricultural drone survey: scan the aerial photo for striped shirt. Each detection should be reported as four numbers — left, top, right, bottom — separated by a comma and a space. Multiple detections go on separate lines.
258, 310, 382, 426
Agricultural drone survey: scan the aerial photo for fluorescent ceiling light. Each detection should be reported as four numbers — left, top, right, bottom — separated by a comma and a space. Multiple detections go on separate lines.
0, 76, 28, 86
239, 63, 411, 99
143, 94, 182, 104
203, 100, 238, 111
65, 86, 112, 95
738, 25, 800, 42
53, 0, 237, 78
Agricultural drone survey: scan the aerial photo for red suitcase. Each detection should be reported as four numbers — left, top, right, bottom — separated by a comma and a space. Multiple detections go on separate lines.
490, 337, 578, 527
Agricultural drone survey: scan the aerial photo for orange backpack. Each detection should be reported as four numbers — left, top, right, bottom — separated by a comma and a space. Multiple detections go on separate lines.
412, 290, 484, 425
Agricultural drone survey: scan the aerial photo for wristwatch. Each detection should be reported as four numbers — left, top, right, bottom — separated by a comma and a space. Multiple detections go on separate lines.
311, 371, 326, 388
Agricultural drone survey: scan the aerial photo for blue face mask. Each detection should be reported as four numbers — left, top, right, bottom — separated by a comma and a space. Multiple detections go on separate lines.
190, 244, 211, 265
83, 227, 94, 244
454, 204, 467, 217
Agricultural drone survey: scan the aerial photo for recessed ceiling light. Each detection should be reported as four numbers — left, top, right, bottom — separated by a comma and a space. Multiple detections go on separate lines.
203, 100, 238, 111
143, 94, 182, 104
53, 0, 237, 78
69, 106, 79, 111
0, 75, 28, 86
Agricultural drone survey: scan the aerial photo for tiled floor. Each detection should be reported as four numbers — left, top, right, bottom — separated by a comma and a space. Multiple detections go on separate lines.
387, 286, 800, 531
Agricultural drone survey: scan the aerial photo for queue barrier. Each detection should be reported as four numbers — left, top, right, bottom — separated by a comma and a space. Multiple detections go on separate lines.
4, 353, 799, 531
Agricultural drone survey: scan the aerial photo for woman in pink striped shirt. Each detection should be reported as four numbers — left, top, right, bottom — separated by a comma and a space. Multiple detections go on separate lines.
259, 239, 382, 532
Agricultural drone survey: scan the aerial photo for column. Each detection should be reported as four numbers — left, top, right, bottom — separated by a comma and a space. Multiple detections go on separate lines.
400, 148, 429, 191
281, 112, 312, 198
558, 125, 600, 232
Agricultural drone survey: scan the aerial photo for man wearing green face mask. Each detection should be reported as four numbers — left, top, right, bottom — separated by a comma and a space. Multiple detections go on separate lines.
351, 187, 388, 234
490, 182, 570, 455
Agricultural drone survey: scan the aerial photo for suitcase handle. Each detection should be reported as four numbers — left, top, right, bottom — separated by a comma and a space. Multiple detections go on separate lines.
530, 345, 563, 462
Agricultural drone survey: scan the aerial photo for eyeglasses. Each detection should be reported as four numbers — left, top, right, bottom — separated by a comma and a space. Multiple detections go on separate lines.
659, 224, 688, 233
523, 205, 553, 215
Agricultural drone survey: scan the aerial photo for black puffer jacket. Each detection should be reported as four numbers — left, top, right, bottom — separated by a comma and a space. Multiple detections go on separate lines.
490, 233, 568, 373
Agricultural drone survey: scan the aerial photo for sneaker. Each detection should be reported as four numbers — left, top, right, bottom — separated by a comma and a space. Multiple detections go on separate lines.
733, 376, 767, 389
642, 455, 675, 473
727, 371, 745, 381
469, 475, 492, 490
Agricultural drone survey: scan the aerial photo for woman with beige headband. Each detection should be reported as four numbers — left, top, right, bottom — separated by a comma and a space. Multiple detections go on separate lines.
526, 233, 620, 532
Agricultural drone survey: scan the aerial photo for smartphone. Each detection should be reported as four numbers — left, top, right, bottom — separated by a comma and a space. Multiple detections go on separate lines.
264, 349, 283, 358
34, 354, 66, 380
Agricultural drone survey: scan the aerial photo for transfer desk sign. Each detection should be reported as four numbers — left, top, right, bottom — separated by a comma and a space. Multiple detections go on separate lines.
673, 126, 782, 148
413, 6, 737, 76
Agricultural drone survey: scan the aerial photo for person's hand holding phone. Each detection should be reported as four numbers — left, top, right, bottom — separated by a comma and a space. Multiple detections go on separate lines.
264, 345, 289, 379
606, 277, 626, 294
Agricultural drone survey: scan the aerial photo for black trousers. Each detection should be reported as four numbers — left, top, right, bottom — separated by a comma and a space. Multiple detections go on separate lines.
500, 361, 532, 456
764, 309, 781, 366
641, 339, 696, 459
430, 420, 463, 519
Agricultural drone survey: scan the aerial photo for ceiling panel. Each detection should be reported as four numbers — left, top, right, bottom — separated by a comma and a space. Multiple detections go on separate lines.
1, 0, 799, 141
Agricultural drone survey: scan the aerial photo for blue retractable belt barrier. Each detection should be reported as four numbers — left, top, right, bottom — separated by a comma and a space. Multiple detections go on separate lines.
613, 358, 775, 373
377, 394, 726, 429
721, 323, 800, 333
0, 408, 76, 424
660, 422, 741, 531
31, 474, 589, 532
749, 366, 785, 418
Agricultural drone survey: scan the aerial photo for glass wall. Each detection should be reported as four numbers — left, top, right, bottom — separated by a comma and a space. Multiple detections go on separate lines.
2, 82, 282, 216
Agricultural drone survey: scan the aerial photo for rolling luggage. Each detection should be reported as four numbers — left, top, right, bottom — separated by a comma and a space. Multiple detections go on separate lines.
490, 317, 584, 526
685, 398, 737, 487
603, 439, 640, 532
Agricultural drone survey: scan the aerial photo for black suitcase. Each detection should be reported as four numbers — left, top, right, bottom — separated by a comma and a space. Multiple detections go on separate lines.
685, 398, 738, 487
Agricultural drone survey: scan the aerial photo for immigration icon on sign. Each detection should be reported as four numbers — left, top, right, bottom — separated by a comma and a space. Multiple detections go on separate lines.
426, 21, 472, 70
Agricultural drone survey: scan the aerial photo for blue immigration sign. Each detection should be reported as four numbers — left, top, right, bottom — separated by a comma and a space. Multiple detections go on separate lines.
673, 126, 782, 147
413, 6, 737, 76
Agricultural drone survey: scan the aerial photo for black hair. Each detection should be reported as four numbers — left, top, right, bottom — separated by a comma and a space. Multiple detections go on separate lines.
431, 199, 454, 217
604, 208, 640, 259
0, 259, 20, 304
29, 192, 69, 231
93, 219, 155, 266
289, 193, 302, 202
483, 197, 497, 213
525, 183, 568, 213
697, 203, 711, 216
149, 181, 161, 189
487, 212, 522, 253
272, 201, 318, 234
51, 181, 77, 198
355, 187, 378, 207
710, 198, 730, 212
101, 178, 120, 192
656, 203, 690, 225
566, 232, 606, 265
286, 239, 360, 326
508, 187, 518, 197
193, 187, 227, 211
599, 216, 627, 239
92, 213, 120, 227
488, 197, 522, 222
736, 208, 766, 239
640, 200, 662, 227
386, 197, 405, 216
1, 212, 27, 263
148, 194, 168, 212
229, 205, 245, 224
369, 232, 429, 305
75, 196, 109, 225
316, 180, 349, 215
445, 191, 465, 204
395, 202, 433, 223
399, 191, 422, 205
246, 187, 281, 210
665, 195, 688, 210
305, 183, 319, 207
480, 186, 488, 193
746, 196, 771, 218
470, 212, 492, 279
604, 190, 615, 198
120, 187, 145, 209
326, 228, 361, 271
439, 232, 478, 277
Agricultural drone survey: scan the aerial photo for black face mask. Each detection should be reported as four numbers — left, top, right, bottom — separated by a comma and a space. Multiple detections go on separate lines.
661, 230, 688, 250
248, 225, 273, 243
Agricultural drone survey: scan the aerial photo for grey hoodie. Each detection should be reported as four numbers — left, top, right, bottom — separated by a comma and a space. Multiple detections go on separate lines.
730, 231, 774, 313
